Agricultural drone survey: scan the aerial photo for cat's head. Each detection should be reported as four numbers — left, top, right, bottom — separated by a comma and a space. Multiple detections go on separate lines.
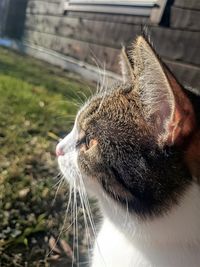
56, 36, 198, 219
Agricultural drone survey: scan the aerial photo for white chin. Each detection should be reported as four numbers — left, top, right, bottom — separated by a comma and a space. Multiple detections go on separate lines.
58, 153, 102, 198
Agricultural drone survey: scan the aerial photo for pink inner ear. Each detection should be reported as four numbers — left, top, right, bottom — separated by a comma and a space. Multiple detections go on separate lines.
165, 73, 196, 145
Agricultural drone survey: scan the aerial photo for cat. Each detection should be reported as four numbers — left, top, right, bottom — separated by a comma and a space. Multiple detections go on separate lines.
56, 35, 200, 267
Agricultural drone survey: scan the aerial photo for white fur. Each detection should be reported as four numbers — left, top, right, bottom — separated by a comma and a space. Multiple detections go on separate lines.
57, 125, 200, 267
92, 183, 200, 267
57, 123, 80, 187
92, 216, 200, 267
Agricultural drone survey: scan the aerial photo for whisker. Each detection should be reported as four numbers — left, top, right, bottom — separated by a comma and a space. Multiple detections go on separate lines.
78, 177, 107, 267
48, 171, 73, 257
89, 50, 107, 95
124, 197, 129, 228
77, 90, 88, 102
72, 180, 77, 266
51, 175, 65, 207
48, 99, 81, 110
78, 184, 93, 254
85, 85, 94, 97
75, 185, 80, 267
72, 91, 85, 106
51, 172, 63, 188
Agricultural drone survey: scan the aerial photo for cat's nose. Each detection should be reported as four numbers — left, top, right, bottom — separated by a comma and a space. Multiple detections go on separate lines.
56, 144, 64, 157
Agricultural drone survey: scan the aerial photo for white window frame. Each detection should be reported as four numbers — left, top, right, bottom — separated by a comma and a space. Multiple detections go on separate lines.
67, 0, 157, 7
64, 0, 168, 23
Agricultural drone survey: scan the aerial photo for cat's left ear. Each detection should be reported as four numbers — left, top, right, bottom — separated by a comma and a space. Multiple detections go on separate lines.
133, 36, 196, 146
119, 47, 135, 84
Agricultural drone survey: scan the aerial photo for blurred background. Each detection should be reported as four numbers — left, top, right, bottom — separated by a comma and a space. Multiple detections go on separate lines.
0, 0, 199, 266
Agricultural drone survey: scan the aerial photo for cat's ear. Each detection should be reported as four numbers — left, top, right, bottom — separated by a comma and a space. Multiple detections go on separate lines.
119, 47, 135, 84
133, 36, 196, 146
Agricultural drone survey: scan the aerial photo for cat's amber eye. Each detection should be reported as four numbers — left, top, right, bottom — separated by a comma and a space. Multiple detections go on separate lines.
76, 135, 91, 150
76, 136, 87, 148
87, 138, 98, 149
76, 135, 97, 151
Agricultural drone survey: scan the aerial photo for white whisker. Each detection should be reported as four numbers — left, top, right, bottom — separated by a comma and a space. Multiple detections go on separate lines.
72, 179, 77, 266
51, 174, 65, 206
48, 164, 74, 257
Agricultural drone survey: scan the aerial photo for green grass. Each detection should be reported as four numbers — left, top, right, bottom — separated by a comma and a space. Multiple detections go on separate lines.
0, 47, 94, 266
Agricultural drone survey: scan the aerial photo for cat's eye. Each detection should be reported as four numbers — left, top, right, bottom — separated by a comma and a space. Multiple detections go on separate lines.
76, 135, 91, 149
76, 136, 86, 148
85, 135, 90, 149
76, 135, 97, 151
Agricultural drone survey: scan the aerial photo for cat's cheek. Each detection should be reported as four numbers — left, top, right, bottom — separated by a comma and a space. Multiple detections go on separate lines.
76, 156, 102, 196
82, 173, 104, 199
57, 152, 79, 186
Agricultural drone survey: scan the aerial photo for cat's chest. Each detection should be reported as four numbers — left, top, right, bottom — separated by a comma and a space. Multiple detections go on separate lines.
92, 219, 200, 267
92, 220, 147, 267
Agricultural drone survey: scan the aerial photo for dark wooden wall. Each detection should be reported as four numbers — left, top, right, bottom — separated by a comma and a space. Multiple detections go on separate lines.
1, 0, 28, 38
3, 0, 200, 89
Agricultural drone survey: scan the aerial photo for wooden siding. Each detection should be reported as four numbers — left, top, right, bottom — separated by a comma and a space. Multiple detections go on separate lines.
174, 0, 200, 10
170, 6, 200, 30
2, 0, 200, 89
26, 1, 62, 15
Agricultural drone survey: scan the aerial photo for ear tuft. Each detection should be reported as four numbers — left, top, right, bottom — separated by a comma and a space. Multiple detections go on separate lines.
119, 47, 135, 84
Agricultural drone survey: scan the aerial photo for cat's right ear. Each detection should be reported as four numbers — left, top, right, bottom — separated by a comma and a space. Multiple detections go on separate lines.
119, 47, 135, 84
132, 36, 196, 146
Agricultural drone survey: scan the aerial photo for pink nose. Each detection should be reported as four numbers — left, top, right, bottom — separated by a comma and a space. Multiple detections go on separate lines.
56, 144, 64, 157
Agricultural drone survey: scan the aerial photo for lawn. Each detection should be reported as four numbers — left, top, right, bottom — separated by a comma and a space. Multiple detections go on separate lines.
0, 47, 95, 266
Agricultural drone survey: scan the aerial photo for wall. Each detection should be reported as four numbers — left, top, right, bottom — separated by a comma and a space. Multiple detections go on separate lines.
3, 0, 200, 88
1, 0, 28, 38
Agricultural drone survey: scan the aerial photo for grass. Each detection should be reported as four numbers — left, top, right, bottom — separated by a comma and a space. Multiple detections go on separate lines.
0, 47, 96, 266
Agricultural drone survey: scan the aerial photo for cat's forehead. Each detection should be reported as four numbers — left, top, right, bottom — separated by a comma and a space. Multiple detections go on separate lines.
76, 83, 143, 133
